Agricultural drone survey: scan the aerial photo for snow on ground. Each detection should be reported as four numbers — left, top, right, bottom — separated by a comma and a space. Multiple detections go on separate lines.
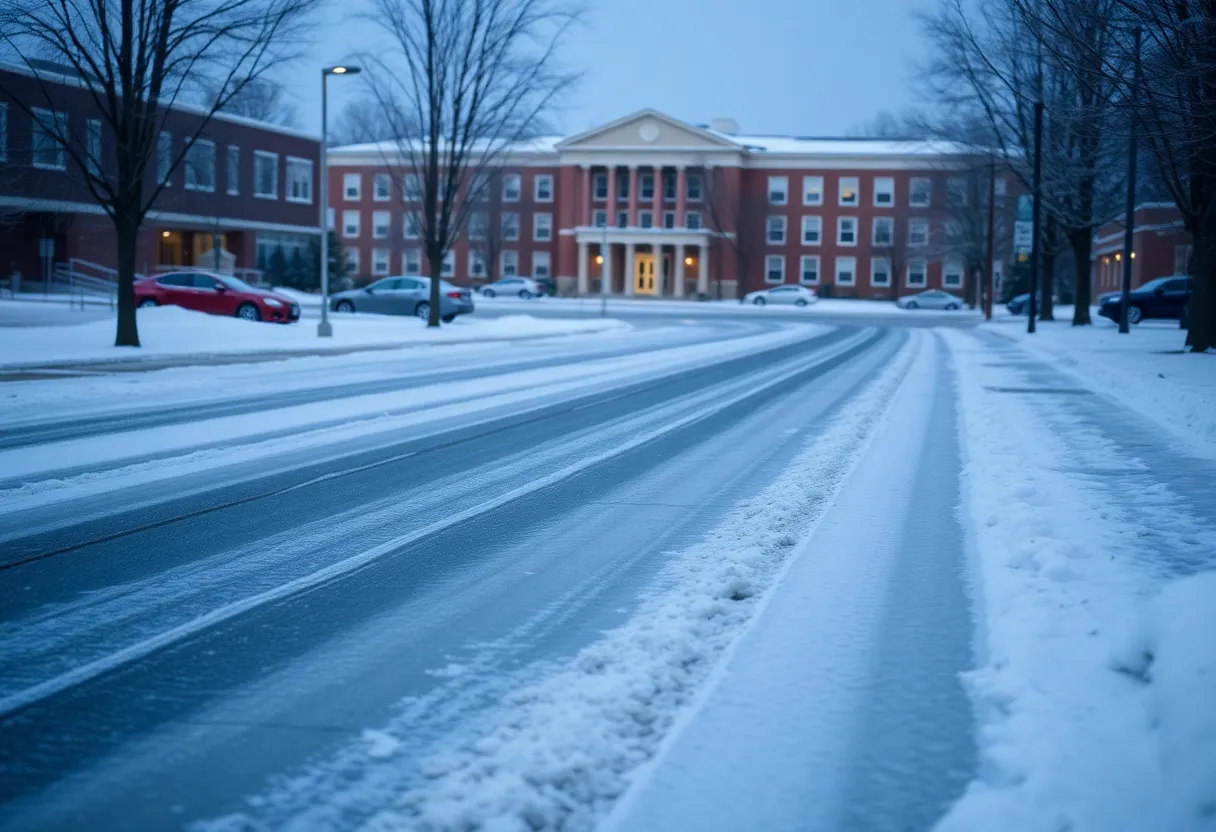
987, 312, 1214, 454
199, 330, 920, 832
0, 305, 630, 368
475, 293, 975, 318
939, 328, 1216, 832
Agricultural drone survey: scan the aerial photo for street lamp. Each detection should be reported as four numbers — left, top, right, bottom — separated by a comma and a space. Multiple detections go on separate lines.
318, 64, 362, 338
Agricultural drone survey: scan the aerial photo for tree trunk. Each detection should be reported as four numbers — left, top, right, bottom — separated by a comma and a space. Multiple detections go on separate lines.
426, 249, 443, 327
1069, 228, 1093, 326
1040, 248, 1056, 321
114, 210, 141, 347
1185, 218, 1216, 352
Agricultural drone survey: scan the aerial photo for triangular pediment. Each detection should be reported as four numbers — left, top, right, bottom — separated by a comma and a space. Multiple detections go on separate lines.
557, 109, 740, 150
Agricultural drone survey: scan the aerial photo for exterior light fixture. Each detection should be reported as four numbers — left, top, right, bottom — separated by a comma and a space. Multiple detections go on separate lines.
684, 256, 694, 266
595, 255, 604, 265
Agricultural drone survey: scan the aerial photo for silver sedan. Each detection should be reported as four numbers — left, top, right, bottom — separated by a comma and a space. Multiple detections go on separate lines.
330, 276, 474, 321
896, 290, 965, 310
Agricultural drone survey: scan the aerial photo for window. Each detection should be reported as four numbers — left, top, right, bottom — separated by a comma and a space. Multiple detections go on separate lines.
767, 216, 787, 245
838, 176, 859, 206
468, 211, 487, 240
404, 249, 422, 274
404, 213, 421, 239
799, 255, 820, 285
534, 213, 552, 241
593, 210, 607, 229
404, 174, 421, 201
947, 177, 967, 206
910, 177, 931, 207
343, 210, 360, 238
469, 252, 487, 279
836, 256, 857, 285
86, 119, 102, 175
801, 216, 822, 245
685, 211, 702, 230
994, 177, 1007, 208
30, 108, 68, 170
1175, 244, 1193, 275
440, 250, 455, 277
616, 210, 628, 228
640, 210, 653, 229
156, 130, 172, 184
374, 173, 391, 201
663, 211, 675, 229
593, 172, 608, 201
765, 255, 785, 284
907, 259, 927, 287
837, 216, 857, 246
663, 172, 676, 201
871, 256, 891, 287
347, 248, 360, 273
640, 173, 655, 201
184, 139, 216, 191
943, 259, 964, 288
533, 251, 551, 279
344, 173, 361, 201
803, 175, 823, 206
874, 176, 895, 206
616, 171, 629, 201
872, 217, 894, 247
285, 156, 312, 203
0, 103, 7, 162
254, 151, 278, 198
501, 173, 521, 202
227, 146, 239, 195
686, 173, 703, 201
768, 176, 789, 205
372, 211, 390, 239
372, 248, 390, 275
502, 250, 519, 277
502, 212, 520, 241
909, 218, 930, 247
534, 174, 553, 202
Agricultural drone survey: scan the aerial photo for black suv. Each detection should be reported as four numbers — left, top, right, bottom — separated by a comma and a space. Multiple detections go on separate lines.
1098, 276, 1192, 324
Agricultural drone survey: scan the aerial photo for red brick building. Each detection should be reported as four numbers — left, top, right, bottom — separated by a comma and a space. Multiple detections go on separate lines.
328, 110, 1001, 299
1091, 203, 1192, 295
0, 63, 320, 287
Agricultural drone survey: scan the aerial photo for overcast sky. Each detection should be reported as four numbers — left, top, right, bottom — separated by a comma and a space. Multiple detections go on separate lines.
285, 0, 937, 138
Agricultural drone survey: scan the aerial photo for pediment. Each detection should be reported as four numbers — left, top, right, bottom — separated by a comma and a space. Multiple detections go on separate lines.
558, 110, 740, 150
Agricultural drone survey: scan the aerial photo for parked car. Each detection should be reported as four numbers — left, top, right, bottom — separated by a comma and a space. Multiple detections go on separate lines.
329, 276, 474, 321
135, 271, 300, 323
479, 277, 544, 299
741, 285, 819, 306
1098, 276, 1192, 324
1005, 292, 1062, 315
897, 290, 964, 310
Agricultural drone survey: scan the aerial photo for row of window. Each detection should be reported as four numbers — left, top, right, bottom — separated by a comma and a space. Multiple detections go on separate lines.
349, 247, 551, 280
335, 209, 554, 242
765, 174, 1005, 209
592, 208, 702, 230
767, 215, 952, 247
342, 171, 556, 204
591, 170, 704, 203
765, 254, 968, 289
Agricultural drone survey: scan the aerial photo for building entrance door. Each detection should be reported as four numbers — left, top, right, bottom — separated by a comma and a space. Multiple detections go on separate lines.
634, 253, 656, 295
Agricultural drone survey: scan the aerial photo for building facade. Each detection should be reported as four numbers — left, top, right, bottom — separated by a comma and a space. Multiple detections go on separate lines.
328, 110, 1000, 299
0, 63, 321, 287
1091, 203, 1192, 295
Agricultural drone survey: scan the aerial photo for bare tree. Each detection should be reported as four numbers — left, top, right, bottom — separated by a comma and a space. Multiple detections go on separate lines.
201, 76, 301, 128
329, 98, 401, 147
703, 164, 763, 299
467, 167, 509, 285
361, 0, 578, 327
0, 0, 318, 346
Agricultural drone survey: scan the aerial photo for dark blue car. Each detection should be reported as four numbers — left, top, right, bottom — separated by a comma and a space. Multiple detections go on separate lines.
1098, 276, 1192, 325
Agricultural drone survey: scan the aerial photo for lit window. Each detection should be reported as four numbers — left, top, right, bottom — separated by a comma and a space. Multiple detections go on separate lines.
374, 173, 391, 201
803, 175, 823, 206
907, 259, 927, 287
767, 216, 787, 245
285, 156, 312, 203
837, 216, 857, 246
372, 210, 390, 239
254, 151, 278, 198
533, 251, 551, 279
871, 256, 891, 287
342, 210, 360, 238
765, 255, 785, 284
874, 176, 894, 206
534, 174, 553, 202
534, 213, 552, 241
372, 248, 390, 275
838, 176, 859, 206
768, 176, 788, 205
800, 255, 820, 285
343, 173, 361, 201
872, 217, 894, 247
836, 256, 856, 285
909, 218, 930, 247
502, 249, 519, 276
801, 216, 822, 245
910, 177, 931, 207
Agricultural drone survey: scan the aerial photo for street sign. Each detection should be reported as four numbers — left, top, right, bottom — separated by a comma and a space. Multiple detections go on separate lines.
1014, 220, 1033, 254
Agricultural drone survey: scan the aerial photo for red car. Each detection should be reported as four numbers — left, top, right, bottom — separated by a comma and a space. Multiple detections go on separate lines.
135, 271, 301, 323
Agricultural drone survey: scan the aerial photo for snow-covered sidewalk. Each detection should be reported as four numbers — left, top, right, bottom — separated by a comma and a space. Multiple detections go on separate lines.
0, 305, 630, 368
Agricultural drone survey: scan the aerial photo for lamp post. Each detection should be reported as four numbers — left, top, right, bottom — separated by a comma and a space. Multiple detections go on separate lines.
318, 64, 361, 338
1118, 28, 1142, 335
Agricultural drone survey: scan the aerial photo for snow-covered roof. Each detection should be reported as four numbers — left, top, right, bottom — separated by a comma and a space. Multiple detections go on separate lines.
329, 136, 564, 156
713, 133, 975, 157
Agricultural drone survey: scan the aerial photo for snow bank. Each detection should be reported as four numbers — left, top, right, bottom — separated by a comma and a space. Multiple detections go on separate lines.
0, 306, 631, 368
330, 332, 921, 831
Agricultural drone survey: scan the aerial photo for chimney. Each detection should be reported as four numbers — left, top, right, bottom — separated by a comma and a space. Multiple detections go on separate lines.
709, 117, 739, 135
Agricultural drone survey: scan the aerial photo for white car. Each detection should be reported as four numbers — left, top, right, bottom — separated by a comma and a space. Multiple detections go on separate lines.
742, 285, 819, 307
479, 277, 543, 299
896, 289, 965, 310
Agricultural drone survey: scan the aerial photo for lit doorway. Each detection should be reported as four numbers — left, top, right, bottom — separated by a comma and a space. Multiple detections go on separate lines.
634, 253, 656, 295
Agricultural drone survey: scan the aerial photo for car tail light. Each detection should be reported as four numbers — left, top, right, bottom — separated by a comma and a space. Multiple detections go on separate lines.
446, 291, 462, 299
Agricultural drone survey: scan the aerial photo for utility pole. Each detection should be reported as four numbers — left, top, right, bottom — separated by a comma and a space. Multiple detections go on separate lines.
1028, 100, 1043, 334
985, 156, 996, 320
1118, 27, 1142, 334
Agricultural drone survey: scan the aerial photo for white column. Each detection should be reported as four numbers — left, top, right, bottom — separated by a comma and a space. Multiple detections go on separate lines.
697, 242, 709, 296
601, 242, 612, 295
654, 243, 665, 296
673, 243, 685, 298
577, 240, 589, 295
624, 241, 636, 296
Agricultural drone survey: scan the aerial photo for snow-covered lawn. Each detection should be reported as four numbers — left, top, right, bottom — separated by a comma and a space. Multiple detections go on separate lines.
0, 305, 630, 368
475, 293, 976, 318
